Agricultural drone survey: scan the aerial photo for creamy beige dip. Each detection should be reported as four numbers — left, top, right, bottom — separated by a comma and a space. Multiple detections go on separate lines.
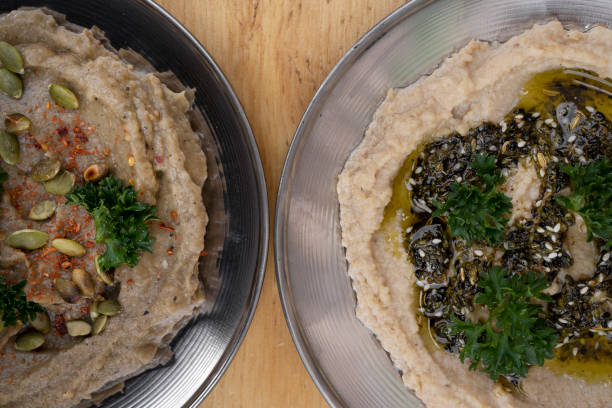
338, 21, 612, 408
0, 8, 207, 408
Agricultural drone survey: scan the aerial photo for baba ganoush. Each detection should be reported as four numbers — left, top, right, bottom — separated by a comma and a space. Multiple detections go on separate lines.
0, 8, 208, 408
338, 21, 612, 407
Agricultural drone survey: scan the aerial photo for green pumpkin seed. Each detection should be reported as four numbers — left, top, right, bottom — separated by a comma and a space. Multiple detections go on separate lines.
54, 278, 80, 303
0, 67, 22, 99
66, 320, 91, 337
5, 113, 31, 133
28, 200, 57, 221
15, 331, 45, 351
0, 129, 19, 164
43, 170, 75, 195
52, 238, 86, 257
90, 299, 100, 319
48, 83, 79, 109
6, 229, 49, 250
91, 315, 107, 335
0, 42, 24, 74
31, 158, 61, 182
94, 255, 113, 285
97, 299, 122, 316
71, 268, 94, 297
30, 311, 50, 334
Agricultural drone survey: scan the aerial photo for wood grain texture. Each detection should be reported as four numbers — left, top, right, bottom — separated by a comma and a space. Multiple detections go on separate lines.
155, 1, 406, 406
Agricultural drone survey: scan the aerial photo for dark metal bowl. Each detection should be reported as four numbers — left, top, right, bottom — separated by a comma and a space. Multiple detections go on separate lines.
1, 1, 268, 407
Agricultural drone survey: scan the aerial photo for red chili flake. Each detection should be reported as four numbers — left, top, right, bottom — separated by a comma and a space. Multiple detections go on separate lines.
75, 132, 88, 144
83, 241, 95, 248
61, 261, 72, 270
170, 210, 178, 221
155, 155, 163, 163
167, 249, 174, 255
33, 141, 42, 150
57, 127, 68, 137
159, 223, 174, 232
200, 250, 207, 256
53, 315, 67, 336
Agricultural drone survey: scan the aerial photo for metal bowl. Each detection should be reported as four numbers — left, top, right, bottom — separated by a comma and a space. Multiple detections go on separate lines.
275, 1, 612, 407
1, 1, 268, 407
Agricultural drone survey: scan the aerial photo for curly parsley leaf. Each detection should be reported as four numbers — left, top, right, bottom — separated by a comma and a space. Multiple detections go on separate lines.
0, 277, 44, 327
432, 154, 512, 245
0, 167, 7, 193
65, 176, 158, 272
555, 158, 612, 249
447, 267, 557, 380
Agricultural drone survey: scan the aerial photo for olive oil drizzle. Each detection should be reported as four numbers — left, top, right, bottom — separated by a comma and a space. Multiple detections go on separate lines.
381, 68, 612, 383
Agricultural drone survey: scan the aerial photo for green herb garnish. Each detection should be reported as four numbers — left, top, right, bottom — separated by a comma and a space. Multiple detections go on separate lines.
65, 175, 158, 272
433, 154, 512, 245
555, 158, 612, 250
448, 267, 557, 380
0, 277, 44, 327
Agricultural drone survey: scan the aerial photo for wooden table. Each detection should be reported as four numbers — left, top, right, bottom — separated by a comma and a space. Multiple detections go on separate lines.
155, 1, 406, 406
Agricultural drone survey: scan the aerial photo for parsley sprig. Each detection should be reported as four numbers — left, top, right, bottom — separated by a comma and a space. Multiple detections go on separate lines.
555, 158, 612, 250
448, 267, 557, 380
0, 277, 44, 327
66, 176, 158, 272
433, 154, 512, 245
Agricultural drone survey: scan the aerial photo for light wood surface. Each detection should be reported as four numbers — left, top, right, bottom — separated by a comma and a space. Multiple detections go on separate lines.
155, 1, 406, 406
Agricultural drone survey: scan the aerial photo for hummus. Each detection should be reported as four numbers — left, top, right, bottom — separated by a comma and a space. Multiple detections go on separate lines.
338, 22, 612, 408
0, 8, 207, 408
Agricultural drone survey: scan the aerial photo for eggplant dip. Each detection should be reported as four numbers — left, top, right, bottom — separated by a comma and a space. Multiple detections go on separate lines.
338, 22, 612, 407
0, 8, 208, 408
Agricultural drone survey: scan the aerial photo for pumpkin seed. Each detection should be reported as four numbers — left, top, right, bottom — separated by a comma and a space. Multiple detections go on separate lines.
30, 311, 50, 334
6, 229, 49, 250
90, 299, 101, 319
0, 42, 24, 74
53, 278, 80, 303
71, 268, 94, 297
43, 170, 75, 195
15, 331, 44, 351
66, 320, 91, 337
83, 163, 108, 182
94, 255, 113, 285
48, 83, 79, 109
91, 315, 107, 335
5, 113, 31, 133
0, 129, 19, 164
0, 67, 22, 98
28, 200, 57, 221
31, 158, 61, 181
52, 238, 86, 257
97, 299, 122, 316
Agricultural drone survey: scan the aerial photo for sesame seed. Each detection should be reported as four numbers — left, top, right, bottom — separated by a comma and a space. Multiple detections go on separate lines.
537, 227, 545, 233
552, 156, 559, 163
405, 226, 413, 234
545, 118, 554, 125
586, 105, 595, 113
554, 223, 561, 232
551, 122, 557, 128
540, 169, 545, 177
533, 253, 542, 259
549, 252, 558, 259
474, 250, 484, 257
418, 249, 425, 257
545, 242, 553, 250
603, 253, 610, 262
455, 176, 462, 183
580, 286, 589, 295
415, 167, 423, 174
573, 347, 578, 356
517, 122, 524, 129
515, 114, 524, 119
567, 135, 576, 143
489, 145, 497, 151
532, 112, 541, 118
558, 318, 568, 324
432, 239, 442, 244
517, 140, 526, 148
